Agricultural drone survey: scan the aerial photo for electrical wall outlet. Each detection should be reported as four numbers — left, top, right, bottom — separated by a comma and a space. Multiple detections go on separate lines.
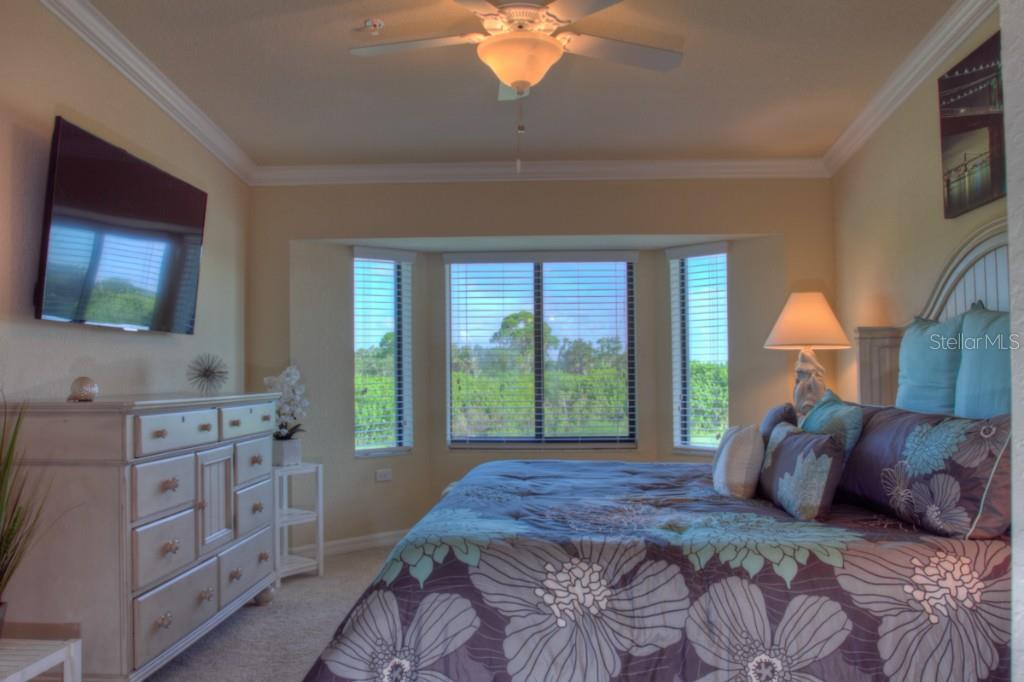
375, 468, 393, 482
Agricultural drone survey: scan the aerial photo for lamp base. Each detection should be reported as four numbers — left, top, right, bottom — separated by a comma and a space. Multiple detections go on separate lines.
793, 347, 826, 419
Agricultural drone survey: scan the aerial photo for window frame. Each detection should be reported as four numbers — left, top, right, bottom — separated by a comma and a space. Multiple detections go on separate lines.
667, 242, 730, 455
445, 253, 637, 448
352, 247, 415, 457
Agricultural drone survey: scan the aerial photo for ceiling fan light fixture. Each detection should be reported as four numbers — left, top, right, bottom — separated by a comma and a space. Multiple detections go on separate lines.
476, 32, 564, 93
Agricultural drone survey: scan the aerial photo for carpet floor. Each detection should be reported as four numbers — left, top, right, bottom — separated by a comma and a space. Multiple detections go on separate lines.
149, 547, 389, 682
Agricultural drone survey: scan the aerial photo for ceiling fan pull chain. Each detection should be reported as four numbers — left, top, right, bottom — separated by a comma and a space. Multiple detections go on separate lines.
515, 100, 526, 175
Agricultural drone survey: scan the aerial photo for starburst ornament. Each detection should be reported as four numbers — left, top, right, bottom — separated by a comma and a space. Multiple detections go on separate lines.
188, 354, 229, 395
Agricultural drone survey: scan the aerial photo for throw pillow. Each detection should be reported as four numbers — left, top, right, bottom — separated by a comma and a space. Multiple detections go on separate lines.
894, 314, 965, 414
759, 403, 798, 446
760, 423, 846, 521
954, 306, 1011, 419
839, 406, 1011, 538
712, 425, 765, 499
800, 390, 863, 459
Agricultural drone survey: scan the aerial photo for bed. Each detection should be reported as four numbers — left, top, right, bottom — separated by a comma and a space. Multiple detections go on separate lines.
304, 219, 1012, 682
304, 459, 1009, 682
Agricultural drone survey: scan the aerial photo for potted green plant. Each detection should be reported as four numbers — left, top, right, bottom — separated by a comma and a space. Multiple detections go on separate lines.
0, 406, 45, 628
264, 366, 309, 466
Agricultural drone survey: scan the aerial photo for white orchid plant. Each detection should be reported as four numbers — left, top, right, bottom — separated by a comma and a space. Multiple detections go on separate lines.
264, 365, 309, 440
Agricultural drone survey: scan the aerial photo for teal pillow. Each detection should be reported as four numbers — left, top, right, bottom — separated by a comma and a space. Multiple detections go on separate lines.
954, 308, 1011, 419
895, 315, 964, 414
800, 390, 863, 458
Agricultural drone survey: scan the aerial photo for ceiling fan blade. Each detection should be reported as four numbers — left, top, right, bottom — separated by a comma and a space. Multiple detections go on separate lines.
498, 83, 530, 101
351, 33, 485, 57
544, 0, 623, 22
560, 33, 683, 71
452, 0, 500, 15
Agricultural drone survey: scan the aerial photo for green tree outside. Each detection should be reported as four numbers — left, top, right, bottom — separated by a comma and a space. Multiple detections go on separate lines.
84, 278, 157, 327
355, 310, 728, 447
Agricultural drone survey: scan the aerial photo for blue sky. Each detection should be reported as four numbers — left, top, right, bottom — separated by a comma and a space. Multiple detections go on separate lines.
356, 257, 728, 365
449, 262, 628, 354
354, 258, 398, 350
684, 254, 729, 364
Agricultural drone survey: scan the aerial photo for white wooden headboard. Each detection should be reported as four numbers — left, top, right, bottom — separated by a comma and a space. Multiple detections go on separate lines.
856, 217, 1009, 405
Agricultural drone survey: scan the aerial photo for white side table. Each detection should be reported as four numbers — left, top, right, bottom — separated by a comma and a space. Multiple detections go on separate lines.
0, 639, 81, 682
272, 463, 324, 587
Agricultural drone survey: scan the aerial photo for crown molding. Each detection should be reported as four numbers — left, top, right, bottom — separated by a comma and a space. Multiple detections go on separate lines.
37, 0, 826, 186
40, 0, 257, 181
822, 0, 998, 174
41, 0, 995, 186
249, 158, 829, 185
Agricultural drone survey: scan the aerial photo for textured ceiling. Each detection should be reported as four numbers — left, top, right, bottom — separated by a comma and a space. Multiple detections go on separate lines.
90, 0, 955, 165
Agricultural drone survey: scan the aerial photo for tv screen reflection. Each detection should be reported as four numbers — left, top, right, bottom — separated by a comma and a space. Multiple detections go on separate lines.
40, 214, 203, 332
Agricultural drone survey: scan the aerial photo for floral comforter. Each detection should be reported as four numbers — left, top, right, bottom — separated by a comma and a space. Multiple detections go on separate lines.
304, 460, 1011, 682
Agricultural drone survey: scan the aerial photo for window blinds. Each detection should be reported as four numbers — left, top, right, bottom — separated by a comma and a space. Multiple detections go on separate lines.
353, 255, 413, 451
670, 251, 729, 448
45, 222, 172, 329
448, 258, 635, 445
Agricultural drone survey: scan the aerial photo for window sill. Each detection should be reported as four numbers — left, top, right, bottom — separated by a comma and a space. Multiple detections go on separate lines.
355, 446, 413, 458
671, 445, 716, 459
448, 441, 637, 452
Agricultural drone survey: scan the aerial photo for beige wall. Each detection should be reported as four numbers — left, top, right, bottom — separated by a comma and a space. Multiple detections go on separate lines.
249, 179, 833, 539
0, 0, 248, 399
832, 13, 1006, 399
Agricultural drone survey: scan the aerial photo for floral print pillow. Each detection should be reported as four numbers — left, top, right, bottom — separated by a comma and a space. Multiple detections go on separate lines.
759, 425, 846, 520
839, 407, 1011, 538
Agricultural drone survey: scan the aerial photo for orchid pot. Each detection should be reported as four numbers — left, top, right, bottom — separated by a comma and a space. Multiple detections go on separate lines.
272, 438, 303, 467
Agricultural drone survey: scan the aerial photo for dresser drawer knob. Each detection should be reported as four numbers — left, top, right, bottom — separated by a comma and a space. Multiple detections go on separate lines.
198, 587, 215, 603
261, 414, 272, 422
161, 539, 181, 556
160, 477, 180, 493
198, 423, 213, 432
196, 500, 207, 510
229, 419, 242, 428
258, 551, 270, 563
152, 428, 169, 439
250, 454, 264, 466
252, 501, 264, 514
155, 612, 173, 629
229, 568, 243, 582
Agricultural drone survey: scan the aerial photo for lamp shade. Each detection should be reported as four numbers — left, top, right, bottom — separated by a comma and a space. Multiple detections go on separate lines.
477, 32, 564, 92
764, 292, 850, 350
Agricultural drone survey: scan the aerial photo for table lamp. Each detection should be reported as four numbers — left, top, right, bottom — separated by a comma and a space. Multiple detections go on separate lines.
764, 292, 850, 418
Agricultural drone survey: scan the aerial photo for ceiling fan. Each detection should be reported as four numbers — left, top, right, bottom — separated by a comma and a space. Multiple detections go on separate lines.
351, 0, 683, 100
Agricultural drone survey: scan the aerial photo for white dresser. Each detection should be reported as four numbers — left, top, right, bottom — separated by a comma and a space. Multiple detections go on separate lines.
4, 393, 280, 681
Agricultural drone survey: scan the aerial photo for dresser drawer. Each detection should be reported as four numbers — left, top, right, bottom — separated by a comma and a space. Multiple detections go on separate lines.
135, 409, 219, 457
218, 527, 273, 607
133, 509, 197, 590
133, 558, 218, 668
235, 480, 273, 537
235, 437, 272, 486
220, 403, 275, 440
132, 453, 196, 522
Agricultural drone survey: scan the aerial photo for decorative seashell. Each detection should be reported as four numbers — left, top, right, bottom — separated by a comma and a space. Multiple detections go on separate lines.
68, 376, 100, 402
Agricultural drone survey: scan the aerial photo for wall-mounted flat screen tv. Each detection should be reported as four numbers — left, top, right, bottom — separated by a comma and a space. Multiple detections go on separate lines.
34, 117, 208, 334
